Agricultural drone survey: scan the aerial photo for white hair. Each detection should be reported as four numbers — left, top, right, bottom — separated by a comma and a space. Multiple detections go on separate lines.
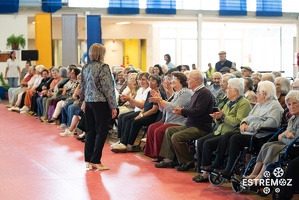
228, 78, 244, 95
258, 80, 277, 100
285, 90, 299, 104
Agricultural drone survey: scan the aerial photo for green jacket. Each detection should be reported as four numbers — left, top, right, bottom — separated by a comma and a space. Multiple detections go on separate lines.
214, 97, 252, 135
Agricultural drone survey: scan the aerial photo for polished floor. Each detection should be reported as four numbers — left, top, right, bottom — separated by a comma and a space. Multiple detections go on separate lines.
0, 103, 295, 200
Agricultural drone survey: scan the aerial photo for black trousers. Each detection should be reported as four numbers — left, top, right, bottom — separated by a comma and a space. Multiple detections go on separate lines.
117, 111, 139, 138
212, 131, 240, 168
84, 102, 111, 164
279, 156, 299, 200
30, 93, 38, 112
196, 133, 216, 172
224, 134, 251, 173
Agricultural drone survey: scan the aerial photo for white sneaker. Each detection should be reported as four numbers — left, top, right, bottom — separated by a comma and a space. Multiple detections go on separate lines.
8, 106, 16, 111
57, 123, 67, 130
110, 141, 121, 148
20, 110, 28, 114
60, 128, 75, 137
20, 106, 29, 111
111, 143, 127, 149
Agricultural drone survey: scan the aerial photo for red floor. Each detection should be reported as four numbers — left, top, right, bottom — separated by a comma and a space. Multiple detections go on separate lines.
0, 104, 274, 200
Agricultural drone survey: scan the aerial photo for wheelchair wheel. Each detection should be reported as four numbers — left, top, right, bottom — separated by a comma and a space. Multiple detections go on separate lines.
209, 173, 224, 186
231, 181, 244, 193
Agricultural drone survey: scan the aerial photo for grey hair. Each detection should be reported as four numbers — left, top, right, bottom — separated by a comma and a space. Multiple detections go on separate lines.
285, 90, 299, 104
228, 78, 244, 95
222, 73, 236, 80
258, 80, 277, 100
51, 67, 59, 73
59, 67, 68, 78
261, 73, 275, 83
275, 77, 290, 95
191, 70, 204, 83
212, 72, 222, 78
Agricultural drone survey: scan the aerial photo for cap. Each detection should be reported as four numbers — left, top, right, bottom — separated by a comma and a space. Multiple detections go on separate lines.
241, 66, 253, 72
232, 71, 242, 78
230, 66, 237, 71
220, 66, 231, 73
218, 51, 226, 55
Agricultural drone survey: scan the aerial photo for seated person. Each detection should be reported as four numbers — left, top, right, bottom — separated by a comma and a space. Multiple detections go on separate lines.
155, 70, 214, 171
245, 90, 299, 182
144, 72, 192, 161
213, 81, 284, 178
243, 77, 256, 106
275, 77, 290, 110
111, 72, 151, 141
193, 78, 252, 182
111, 74, 165, 152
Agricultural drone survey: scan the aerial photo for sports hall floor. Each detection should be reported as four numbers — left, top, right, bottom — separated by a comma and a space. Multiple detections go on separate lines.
0, 102, 297, 200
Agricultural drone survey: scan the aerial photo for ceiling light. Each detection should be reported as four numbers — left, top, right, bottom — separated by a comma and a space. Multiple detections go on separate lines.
32, 21, 35, 24
116, 22, 131, 25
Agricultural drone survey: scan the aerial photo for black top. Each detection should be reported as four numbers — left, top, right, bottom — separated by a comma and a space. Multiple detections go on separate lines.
215, 60, 232, 72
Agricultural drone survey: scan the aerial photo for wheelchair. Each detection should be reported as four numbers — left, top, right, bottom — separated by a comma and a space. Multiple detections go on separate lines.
230, 126, 299, 197
208, 127, 282, 187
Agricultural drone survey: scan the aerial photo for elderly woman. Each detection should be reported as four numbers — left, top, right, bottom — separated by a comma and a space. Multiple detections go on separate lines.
245, 90, 299, 182
111, 72, 151, 141
211, 81, 284, 178
252, 73, 262, 93
244, 77, 256, 106
275, 77, 290, 109
81, 43, 117, 170
193, 78, 252, 182
111, 74, 166, 153
144, 72, 193, 161
216, 73, 236, 109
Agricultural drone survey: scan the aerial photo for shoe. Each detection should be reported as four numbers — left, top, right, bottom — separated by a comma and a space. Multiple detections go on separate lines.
177, 162, 195, 171
109, 131, 118, 139
60, 128, 75, 137
48, 118, 57, 124
152, 158, 163, 162
155, 161, 174, 168
110, 141, 121, 148
200, 165, 215, 172
141, 138, 146, 143
57, 123, 67, 130
20, 106, 29, 111
89, 163, 109, 170
7, 106, 16, 111
78, 132, 85, 138
193, 174, 209, 183
27, 111, 35, 116
111, 143, 127, 153
5, 104, 13, 108
41, 116, 48, 122
128, 145, 141, 152
76, 136, 85, 141
20, 110, 28, 114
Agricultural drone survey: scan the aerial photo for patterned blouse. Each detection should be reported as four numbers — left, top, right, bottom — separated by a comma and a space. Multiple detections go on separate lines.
80, 61, 117, 109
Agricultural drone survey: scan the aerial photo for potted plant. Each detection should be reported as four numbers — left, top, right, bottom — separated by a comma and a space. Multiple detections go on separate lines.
6, 34, 26, 50
0, 72, 9, 100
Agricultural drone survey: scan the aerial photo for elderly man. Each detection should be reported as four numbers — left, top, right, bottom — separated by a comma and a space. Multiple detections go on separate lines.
208, 72, 222, 99
241, 66, 253, 78
155, 70, 214, 171
215, 51, 232, 72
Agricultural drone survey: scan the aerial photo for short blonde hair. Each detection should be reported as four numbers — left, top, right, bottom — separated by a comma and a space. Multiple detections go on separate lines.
89, 43, 106, 62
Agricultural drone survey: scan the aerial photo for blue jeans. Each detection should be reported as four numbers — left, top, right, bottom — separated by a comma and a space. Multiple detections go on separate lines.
36, 96, 44, 117
7, 77, 19, 88
61, 103, 81, 127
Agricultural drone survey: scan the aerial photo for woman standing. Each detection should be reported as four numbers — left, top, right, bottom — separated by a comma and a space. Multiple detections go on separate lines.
80, 43, 117, 170
5, 51, 20, 88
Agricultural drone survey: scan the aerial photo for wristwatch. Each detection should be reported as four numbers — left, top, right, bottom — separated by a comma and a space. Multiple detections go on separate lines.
140, 113, 144, 117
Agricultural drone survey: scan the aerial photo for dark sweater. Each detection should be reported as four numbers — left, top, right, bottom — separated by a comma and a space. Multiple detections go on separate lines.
181, 87, 214, 133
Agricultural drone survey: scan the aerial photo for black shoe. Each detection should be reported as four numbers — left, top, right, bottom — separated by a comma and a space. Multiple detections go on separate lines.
177, 162, 195, 171
76, 137, 85, 141
212, 168, 222, 174
193, 174, 209, 183
155, 161, 174, 168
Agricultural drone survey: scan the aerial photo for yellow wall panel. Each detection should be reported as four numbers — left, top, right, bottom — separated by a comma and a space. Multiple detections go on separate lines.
35, 14, 52, 68
123, 39, 139, 69
140, 39, 146, 72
